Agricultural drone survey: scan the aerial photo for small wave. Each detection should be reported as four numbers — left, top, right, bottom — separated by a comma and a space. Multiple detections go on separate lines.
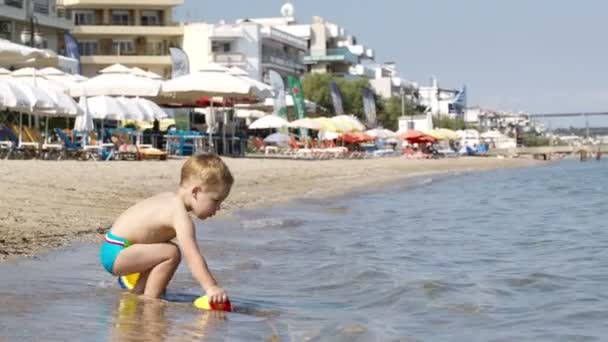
240, 217, 306, 230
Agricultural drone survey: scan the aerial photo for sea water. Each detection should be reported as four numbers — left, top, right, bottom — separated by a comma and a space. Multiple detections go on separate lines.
1, 159, 608, 341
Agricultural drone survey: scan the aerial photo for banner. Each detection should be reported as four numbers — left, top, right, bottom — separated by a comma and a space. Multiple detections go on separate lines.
287, 75, 307, 136
268, 70, 287, 119
329, 81, 344, 115
169, 47, 190, 79
63, 33, 81, 74
287, 75, 307, 120
362, 87, 377, 127
452, 85, 467, 112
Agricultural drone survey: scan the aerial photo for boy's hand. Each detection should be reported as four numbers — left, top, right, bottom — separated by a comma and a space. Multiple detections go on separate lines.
206, 285, 229, 304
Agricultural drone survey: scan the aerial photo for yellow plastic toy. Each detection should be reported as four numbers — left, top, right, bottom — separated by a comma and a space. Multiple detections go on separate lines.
118, 273, 140, 290
119, 273, 232, 311
194, 295, 232, 312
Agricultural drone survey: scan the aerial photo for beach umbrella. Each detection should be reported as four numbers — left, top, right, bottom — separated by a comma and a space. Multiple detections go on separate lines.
332, 115, 366, 132
229, 67, 273, 100
70, 63, 162, 97
161, 63, 258, 101
249, 114, 290, 129
436, 128, 459, 140
290, 117, 324, 130
134, 97, 170, 120
0, 38, 57, 65
318, 131, 341, 141
366, 128, 396, 139
79, 95, 127, 120
424, 129, 446, 140
263, 132, 291, 146
0, 80, 31, 111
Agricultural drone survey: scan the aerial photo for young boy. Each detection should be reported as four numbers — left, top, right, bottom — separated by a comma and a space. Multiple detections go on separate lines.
99, 153, 234, 304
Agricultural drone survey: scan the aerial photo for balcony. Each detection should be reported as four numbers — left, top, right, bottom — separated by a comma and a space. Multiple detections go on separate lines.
80, 55, 171, 66
303, 47, 359, 65
57, 0, 183, 8
260, 27, 307, 50
4, 0, 23, 8
209, 25, 243, 39
211, 52, 245, 66
72, 25, 183, 36
261, 55, 304, 72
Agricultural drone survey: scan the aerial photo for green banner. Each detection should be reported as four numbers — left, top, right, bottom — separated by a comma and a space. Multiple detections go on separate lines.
287, 75, 307, 120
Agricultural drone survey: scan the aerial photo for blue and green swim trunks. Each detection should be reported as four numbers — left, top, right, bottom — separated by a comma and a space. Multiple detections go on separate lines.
100, 231, 132, 274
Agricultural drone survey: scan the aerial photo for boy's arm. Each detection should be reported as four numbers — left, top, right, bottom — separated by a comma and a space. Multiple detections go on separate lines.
173, 210, 218, 291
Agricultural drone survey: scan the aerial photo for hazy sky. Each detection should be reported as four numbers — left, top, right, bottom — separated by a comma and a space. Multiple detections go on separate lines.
175, 0, 608, 128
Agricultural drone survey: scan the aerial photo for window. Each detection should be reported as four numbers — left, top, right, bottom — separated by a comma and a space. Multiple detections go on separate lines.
146, 41, 164, 55
212, 41, 232, 53
74, 10, 95, 25
33, 0, 49, 15
111, 10, 130, 25
111, 40, 135, 55
78, 41, 98, 56
141, 10, 161, 26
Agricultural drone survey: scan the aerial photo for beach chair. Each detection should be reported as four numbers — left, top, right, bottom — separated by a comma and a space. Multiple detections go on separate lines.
0, 125, 20, 159
23, 127, 64, 160
110, 132, 140, 161
53, 128, 87, 160
5, 124, 38, 159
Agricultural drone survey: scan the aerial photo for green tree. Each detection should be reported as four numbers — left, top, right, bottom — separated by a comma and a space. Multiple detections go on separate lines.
432, 115, 466, 130
376, 96, 421, 131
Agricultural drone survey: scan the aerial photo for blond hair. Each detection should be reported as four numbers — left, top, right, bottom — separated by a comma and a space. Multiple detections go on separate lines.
180, 153, 234, 191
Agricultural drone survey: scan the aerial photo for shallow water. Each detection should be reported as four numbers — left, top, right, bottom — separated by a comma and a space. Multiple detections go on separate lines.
2, 159, 608, 341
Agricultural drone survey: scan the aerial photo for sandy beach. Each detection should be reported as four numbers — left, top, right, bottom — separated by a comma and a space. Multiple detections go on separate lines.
0, 156, 541, 261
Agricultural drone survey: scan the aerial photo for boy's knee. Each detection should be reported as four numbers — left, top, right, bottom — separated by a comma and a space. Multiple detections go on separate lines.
167, 243, 181, 263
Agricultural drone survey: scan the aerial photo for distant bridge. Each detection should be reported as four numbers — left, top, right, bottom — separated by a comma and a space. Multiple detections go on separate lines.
490, 145, 608, 159
529, 112, 608, 118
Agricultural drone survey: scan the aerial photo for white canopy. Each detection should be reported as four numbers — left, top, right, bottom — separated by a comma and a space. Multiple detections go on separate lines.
290, 117, 325, 130
0, 38, 57, 65
78, 95, 127, 120
70, 63, 162, 97
229, 67, 273, 99
365, 128, 396, 139
161, 63, 259, 101
248, 114, 290, 129
134, 97, 170, 120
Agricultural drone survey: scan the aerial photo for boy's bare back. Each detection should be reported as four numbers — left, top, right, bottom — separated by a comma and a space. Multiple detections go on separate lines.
111, 192, 190, 245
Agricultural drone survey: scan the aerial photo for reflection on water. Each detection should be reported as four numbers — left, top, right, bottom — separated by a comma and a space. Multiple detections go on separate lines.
2, 160, 608, 341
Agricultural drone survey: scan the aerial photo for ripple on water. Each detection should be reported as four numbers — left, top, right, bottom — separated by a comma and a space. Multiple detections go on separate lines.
240, 217, 306, 230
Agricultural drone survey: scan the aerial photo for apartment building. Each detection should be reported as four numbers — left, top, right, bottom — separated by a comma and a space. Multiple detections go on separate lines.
242, 3, 375, 79
369, 62, 418, 101
57, 0, 183, 77
0, 0, 72, 51
182, 19, 307, 82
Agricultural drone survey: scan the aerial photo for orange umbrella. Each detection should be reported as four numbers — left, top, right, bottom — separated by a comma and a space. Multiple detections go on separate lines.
398, 129, 426, 140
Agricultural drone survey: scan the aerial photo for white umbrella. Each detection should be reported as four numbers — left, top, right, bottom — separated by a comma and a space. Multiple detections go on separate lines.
79, 95, 127, 120
290, 118, 324, 130
134, 98, 169, 120
0, 80, 31, 111
161, 63, 258, 100
0, 38, 57, 65
7, 79, 56, 112
70, 63, 162, 97
264, 132, 291, 146
332, 115, 366, 132
248, 114, 290, 129
39, 67, 84, 91
229, 67, 273, 99
366, 128, 396, 139
116, 97, 146, 121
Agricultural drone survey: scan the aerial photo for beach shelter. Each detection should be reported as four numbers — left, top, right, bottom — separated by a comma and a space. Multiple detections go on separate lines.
248, 114, 290, 129
161, 63, 258, 101
365, 128, 396, 139
0, 38, 57, 66
263, 132, 291, 146
70, 63, 162, 97
436, 128, 459, 140
229, 67, 273, 100
78, 95, 127, 120
134, 97, 171, 120
332, 115, 366, 132
289, 117, 324, 130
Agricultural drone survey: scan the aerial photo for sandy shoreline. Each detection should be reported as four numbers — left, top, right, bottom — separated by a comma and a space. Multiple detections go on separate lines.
0, 156, 542, 262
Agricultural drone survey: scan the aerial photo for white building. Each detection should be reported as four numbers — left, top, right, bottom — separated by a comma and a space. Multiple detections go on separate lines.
418, 77, 465, 116
182, 18, 307, 82
398, 114, 433, 132
1, 0, 73, 53
58, 0, 184, 78
369, 62, 418, 100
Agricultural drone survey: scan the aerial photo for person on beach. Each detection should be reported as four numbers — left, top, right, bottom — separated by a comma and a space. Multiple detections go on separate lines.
99, 153, 233, 304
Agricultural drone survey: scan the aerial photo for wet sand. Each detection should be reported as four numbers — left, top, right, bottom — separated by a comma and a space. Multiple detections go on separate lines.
0, 156, 541, 261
